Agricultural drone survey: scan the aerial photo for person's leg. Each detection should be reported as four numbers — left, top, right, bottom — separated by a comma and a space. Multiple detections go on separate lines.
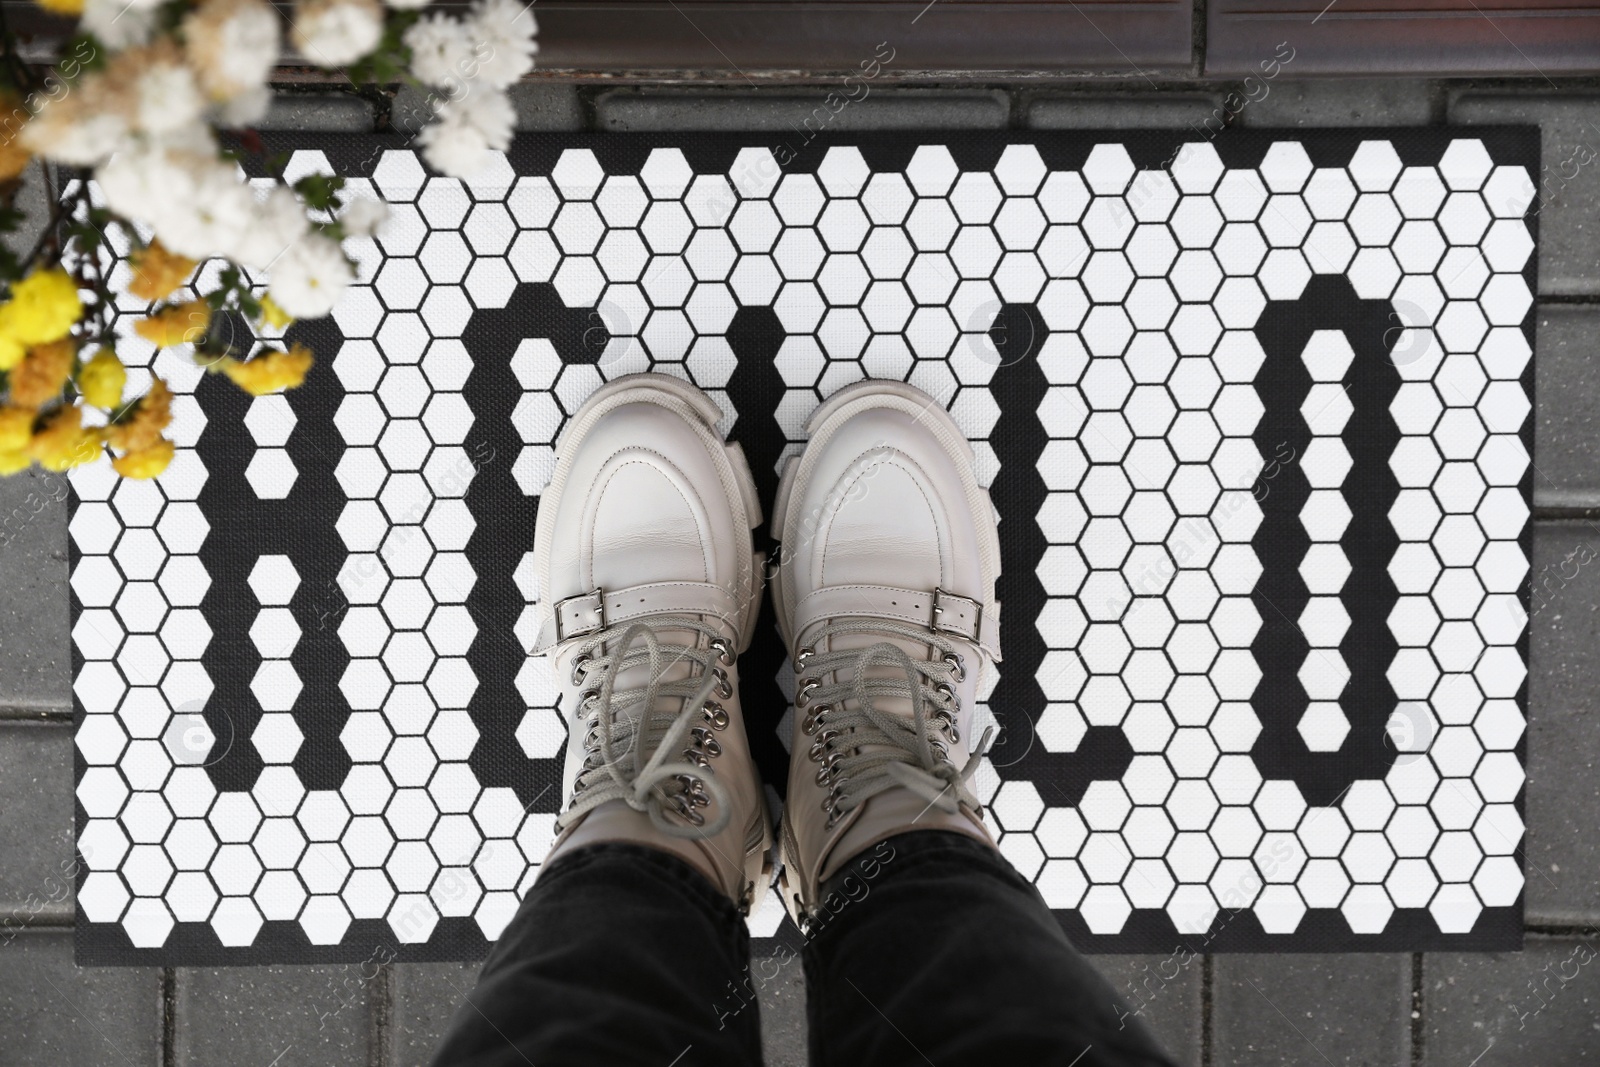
430, 841, 761, 1067
802, 831, 1177, 1067
432, 374, 776, 1066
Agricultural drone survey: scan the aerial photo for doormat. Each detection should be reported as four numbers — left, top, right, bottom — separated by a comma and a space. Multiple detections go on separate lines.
70, 129, 1536, 963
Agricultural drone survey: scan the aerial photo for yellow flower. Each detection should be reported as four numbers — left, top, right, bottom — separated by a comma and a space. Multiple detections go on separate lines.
33, 0, 84, 15
0, 406, 32, 450
135, 300, 210, 348
0, 268, 82, 347
29, 405, 100, 471
219, 346, 315, 396
0, 333, 23, 372
0, 405, 33, 451
129, 241, 198, 303
8, 338, 75, 408
77, 349, 126, 409
259, 294, 294, 331
105, 378, 173, 453
0, 448, 29, 475
112, 439, 175, 480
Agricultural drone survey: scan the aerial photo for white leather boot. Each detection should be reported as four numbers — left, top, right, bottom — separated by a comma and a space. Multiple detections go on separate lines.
530, 373, 772, 912
771, 379, 1003, 929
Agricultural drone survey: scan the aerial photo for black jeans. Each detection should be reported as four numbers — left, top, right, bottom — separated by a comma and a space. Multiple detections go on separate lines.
431, 830, 1179, 1067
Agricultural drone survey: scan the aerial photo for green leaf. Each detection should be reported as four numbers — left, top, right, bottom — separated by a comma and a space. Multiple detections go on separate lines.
292, 173, 346, 213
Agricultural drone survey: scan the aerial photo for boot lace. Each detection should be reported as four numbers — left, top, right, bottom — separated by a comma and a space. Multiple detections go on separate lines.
795, 619, 995, 830
556, 617, 737, 840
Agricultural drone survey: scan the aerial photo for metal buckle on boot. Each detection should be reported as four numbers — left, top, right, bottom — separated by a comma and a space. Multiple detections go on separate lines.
554, 589, 605, 641
930, 588, 981, 641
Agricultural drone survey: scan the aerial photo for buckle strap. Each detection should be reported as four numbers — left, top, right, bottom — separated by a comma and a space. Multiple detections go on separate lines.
793, 584, 1001, 660
533, 581, 742, 652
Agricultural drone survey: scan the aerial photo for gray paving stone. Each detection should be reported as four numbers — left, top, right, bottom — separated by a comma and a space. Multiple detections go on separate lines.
1093, 953, 1204, 1066
1452, 92, 1600, 297
393, 83, 583, 137
255, 93, 376, 132
1534, 306, 1600, 509
0, 465, 69, 710
391, 961, 478, 1066
1234, 78, 1436, 128
174, 964, 372, 1066
1425, 936, 1600, 1065
595, 89, 1010, 132
1027, 94, 1228, 131
1213, 953, 1412, 1066
509, 82, 586, 131
0, 929, 159, 1066
1525, 521, 1600, 926
0, 722, 73, 918
4, 161, 52, 261
755, 949, 807, 1067
390, 85, 444, 139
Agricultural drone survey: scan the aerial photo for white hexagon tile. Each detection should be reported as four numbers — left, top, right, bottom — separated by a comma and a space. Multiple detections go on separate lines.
70, 130, 1535, 962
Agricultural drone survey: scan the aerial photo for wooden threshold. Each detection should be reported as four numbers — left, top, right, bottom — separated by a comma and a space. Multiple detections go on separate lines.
1207, 0, 1600, 76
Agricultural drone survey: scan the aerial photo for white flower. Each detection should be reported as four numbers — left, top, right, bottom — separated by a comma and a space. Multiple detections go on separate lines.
340, 197, 390, 237
154, 164, 256, 259
418, 117, 488, 179
136, 63, 206, 136
215, 86, 273, 126
82, 0, 156, 51
155, 122, 220, 155
469, 0, 538, 89
417, 87, 514, 177
234, 186, 312, 271
269, 233, 354, 318
25, 108, 130, 167
185, 0, 282, 101
97, 145, 189, 224
404, 14, 474, 87
292, 0, 384, 68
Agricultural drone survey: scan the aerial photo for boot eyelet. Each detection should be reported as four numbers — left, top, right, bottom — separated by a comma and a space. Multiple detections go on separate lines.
935, 682, 956, 702
796, 678, 819, 707
943, 652, 966, 682
801, 705, 831, 736
713, 667, 734, 700
807, 729, 839, 762
795, 646, 815, 667
570, 654, 592, 686
671, 794, 707, 825
709, 636, 735, 665
690, 728, 723, 759
702, 702, 730, 731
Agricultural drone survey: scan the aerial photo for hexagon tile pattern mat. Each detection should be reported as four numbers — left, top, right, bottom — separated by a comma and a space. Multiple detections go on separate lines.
70, 130, 1536, 964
